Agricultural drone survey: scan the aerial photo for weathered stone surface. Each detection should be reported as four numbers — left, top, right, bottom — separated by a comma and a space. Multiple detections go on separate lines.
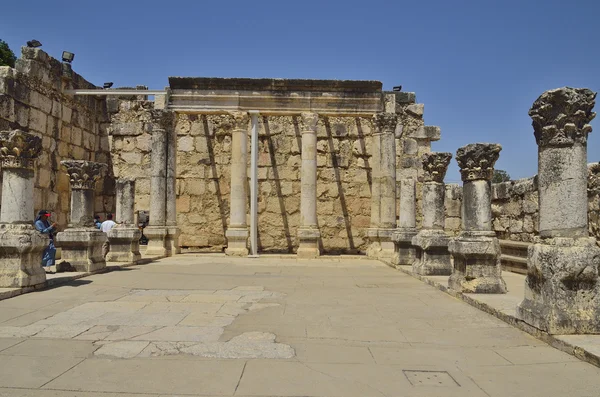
456, 143, 501, 182
422, 152, 451, 183
106, 226, 142, 263
412, 230, 452, 275
0, 224, 47, 287
55, 228, 107, 272
517, 237, 600, 334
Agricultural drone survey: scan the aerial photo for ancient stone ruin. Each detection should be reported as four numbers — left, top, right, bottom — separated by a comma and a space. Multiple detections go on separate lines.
0, 47, 599, 335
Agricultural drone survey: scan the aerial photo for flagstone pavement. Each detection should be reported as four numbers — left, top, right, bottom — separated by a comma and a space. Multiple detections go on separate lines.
0, 254, 599, 397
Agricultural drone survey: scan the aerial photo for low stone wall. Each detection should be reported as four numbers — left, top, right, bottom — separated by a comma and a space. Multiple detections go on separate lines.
0, 47, 112, 226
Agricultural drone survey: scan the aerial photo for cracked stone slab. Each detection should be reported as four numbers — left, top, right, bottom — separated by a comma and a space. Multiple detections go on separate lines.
132, 326, 223, 342
94, 340, 150, 358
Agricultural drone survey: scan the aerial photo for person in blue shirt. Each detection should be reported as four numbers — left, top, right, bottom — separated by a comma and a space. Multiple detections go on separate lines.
94, 215, 102, 229
34, 210, 57, 272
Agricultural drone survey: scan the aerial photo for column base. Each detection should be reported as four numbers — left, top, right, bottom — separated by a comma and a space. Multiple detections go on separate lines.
55, 228, 107, 273
144, 226, 169, 257
366, 228, 395, 260
0, 224, 47, 288
297, 228, 321, 258
516, 237, 600, 334
225, 227, 248, 256
448, 232, 506, 294
391, 228, 417, 267
166, 226, 181, 256
106, 226, 142, 263
412, 230, 452, 275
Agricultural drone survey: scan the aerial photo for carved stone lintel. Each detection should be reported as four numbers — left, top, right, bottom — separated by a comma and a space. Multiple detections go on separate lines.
230, 111, 249, 131
422, 152, 452, 183
61, 160, 107, 190
455, 143, 502, 182
0, 129, 42, 170
529, 87, 596, 148
300, 112, 319, 133
372, 113, 398, 134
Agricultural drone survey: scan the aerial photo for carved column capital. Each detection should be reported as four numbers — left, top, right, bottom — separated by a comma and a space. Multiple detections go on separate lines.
372, 113, 398, 135
61, 160, 107, 190
456, 143, 501, 182
529, 87, 596, 148
422, 152, 452, 183
300, 112, 319, 133
230, 111, 249, 131
0, 129, 42, 170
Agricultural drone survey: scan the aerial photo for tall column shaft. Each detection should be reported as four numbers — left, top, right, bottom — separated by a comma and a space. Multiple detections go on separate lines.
300, 129, 318, 227
297, 112, 320, 258
1, 168, 34, 223
116, 179, 135, 225
461, 180, 492, 231
398, 178, 416, 229
70, 189, 95, 227
538, 145, 588, 237
422, 182, 445, 229
229, 127, 248, 228
369, 132, 381, 228
166, 127, 177, 226
380, 130, 396, 229
150, 127, 167, 226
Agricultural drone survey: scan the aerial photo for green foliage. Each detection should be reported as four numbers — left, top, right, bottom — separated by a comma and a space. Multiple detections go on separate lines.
492, 169, 511, 183
0, 39, 16, 68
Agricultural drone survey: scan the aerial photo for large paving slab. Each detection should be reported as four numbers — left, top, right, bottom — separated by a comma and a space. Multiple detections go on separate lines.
0, 253, 598, 396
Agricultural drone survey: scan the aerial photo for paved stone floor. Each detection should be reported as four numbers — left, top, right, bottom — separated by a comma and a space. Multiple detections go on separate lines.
0, 254, 599, 397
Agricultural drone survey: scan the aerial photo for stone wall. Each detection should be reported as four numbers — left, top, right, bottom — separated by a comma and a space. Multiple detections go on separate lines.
108, 88, 439, 254
0, 47, 112, 226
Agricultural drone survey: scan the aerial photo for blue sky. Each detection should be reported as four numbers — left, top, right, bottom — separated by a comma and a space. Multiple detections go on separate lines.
2, 0, 599, 183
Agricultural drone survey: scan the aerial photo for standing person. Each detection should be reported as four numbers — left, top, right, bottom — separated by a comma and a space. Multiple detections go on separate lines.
34, 210, 57, 273
94, 215, 102, 229
101, 213, 117, 258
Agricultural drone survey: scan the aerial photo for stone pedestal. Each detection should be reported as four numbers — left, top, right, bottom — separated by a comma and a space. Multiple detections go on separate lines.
367, 113, 398, 260
225, 228, 249, 256
166, 226, 181, 256
225, 112, 249, 256
297, 112, 320, 258
144, 226, 169, 257
56, 160, 107, 272
56, 228, 107, 272
517, 87, 600, 334
107, 179, 142, 263
106, 226, 142, 263
392, 178, 417, 266
412, 152, 452, 275
448, 143, 506, 293
0, 130, 46, 287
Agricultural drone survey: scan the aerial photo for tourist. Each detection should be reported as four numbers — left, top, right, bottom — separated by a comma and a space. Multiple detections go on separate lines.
34, 210, 57, 273
94, 215, 102, 229
101, 213, 117, 258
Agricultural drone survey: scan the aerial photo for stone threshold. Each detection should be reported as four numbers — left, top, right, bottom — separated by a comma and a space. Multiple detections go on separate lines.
391, 263, 600, 369
0, 254, 167, 302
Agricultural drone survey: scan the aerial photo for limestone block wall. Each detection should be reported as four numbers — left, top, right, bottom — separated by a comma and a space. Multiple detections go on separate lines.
0, 47, 111, 226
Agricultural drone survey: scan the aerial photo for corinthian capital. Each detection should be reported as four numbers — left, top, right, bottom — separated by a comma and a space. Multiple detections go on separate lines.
422, 152, 452, 183
230, 111, 249, 130
0, 129, 42, 170
372, 113, 398, 134
61, 160, 107, 190
529, 87, 596, 148
300, 112, 319, 133
455, 143, 501, 182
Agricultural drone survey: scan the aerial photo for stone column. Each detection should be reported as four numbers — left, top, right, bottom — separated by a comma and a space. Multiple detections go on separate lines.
297, 112, 321, 258
225, 111, 250, 256
391, 178, 417, 267
448, 143, 506, 293
367, 113, 398, 260
55, 160, 108, 272
106, 179, 141, 263
144, 110, 172, 257
412, 152, 452, 275
0, 130, 47, 287
165, 126, 181, 255
517, 87, 600, 334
